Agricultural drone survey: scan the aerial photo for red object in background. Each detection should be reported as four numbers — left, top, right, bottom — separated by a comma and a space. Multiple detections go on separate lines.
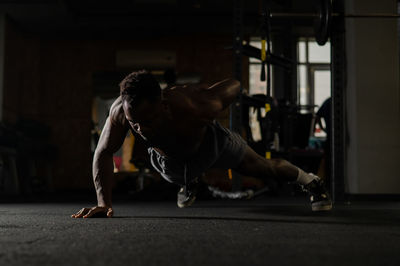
113, 156, 122, 171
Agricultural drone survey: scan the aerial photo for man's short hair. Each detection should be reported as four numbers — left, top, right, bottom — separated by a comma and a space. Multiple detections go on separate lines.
120, 70, 161, 104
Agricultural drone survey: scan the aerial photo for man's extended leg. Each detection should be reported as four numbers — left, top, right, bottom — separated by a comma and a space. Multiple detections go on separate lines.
233, 145, 332, 211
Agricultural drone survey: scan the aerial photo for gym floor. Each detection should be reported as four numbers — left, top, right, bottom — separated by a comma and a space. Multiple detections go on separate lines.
1, 198, 399, 266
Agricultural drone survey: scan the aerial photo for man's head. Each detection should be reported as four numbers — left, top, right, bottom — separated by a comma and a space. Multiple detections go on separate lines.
120, 70, 161, 104
120, 70, 165, 140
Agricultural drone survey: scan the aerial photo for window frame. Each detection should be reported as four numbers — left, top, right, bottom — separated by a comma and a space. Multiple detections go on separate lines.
297, 38, 331, 113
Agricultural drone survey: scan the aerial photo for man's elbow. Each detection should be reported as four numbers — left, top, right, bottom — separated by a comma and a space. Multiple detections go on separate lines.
231, 79, 240, 87
222, 79, 240, 107
230, 79, 241, 96
226, 78, 240, 88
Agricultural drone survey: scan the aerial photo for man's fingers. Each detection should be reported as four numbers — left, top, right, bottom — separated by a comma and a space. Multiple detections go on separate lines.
83, 207, 106, 218
82, 207, 100, 218
73, 208, 88, 218
71, 206, 111, 218
106, 208, 114, 218
71, 208, 89, 218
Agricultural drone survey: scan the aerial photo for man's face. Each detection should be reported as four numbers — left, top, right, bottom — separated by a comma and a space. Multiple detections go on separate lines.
122, 99, 164, 141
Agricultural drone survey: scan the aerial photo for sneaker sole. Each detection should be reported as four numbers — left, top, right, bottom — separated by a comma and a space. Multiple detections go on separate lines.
312, 203, 332, 211
177, 196, 196, 208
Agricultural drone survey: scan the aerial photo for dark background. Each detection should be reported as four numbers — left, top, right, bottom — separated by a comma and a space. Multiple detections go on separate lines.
0, 0, 317, 192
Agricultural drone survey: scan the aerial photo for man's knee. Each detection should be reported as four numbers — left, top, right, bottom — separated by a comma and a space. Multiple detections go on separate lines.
271, 158, 287, 170
235, 146, 261, 169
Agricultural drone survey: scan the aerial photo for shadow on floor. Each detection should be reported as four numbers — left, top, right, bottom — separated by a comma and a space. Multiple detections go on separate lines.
106, 205, 400, 227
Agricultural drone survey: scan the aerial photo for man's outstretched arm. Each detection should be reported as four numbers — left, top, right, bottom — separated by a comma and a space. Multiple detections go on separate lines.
192, 79, 241, 121
166, 79, 240, 122
72, 101, 128, 218
206, 79, 241, 109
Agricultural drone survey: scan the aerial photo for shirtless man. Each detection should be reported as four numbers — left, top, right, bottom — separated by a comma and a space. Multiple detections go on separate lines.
71, 70, 332, 218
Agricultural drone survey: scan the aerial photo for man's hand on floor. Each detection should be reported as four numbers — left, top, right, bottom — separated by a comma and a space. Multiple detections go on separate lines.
71, 206, 113, 218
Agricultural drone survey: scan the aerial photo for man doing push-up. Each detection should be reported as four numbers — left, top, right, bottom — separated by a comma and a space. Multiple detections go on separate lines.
71, 71, 332, 218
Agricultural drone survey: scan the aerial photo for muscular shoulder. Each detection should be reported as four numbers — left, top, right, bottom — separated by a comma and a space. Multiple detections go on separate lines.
109, 96, 128, 127
165, 85, 216, 124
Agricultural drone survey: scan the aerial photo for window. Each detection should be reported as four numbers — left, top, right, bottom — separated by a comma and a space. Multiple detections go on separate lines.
297, 38, 331, 137
297, 38, 331, 111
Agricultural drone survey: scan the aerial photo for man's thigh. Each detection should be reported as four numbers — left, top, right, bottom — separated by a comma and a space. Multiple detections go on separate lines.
211, 129, 247, 169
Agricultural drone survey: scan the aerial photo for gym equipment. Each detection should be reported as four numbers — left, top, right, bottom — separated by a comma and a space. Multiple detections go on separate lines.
242, 44, 293, 70
242, 95, 278, 143
314, 0, 332, 45
254, 1, 278, 159
267, 0, 400, 45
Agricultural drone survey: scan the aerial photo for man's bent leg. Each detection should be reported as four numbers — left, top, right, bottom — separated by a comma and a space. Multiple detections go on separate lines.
233, 145, 332, 211
233, 146, 299, 183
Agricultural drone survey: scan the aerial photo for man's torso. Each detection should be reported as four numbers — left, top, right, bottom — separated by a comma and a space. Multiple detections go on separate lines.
111, 86, 212, 159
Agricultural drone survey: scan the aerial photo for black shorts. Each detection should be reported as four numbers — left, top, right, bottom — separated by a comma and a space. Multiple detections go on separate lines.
148, 121, 247, 186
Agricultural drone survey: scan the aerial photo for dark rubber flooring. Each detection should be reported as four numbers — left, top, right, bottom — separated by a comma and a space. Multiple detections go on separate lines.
1, 198, 400, 266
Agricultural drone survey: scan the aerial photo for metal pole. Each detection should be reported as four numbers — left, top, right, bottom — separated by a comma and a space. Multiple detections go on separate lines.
270, 13, 318, 18
231, 0, 243, 192
340, 14, 400, 18
330, 0, 346, 202
270, 12, 400, 19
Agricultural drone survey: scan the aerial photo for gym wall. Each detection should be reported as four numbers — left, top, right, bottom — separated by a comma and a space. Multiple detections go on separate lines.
345, 0, 400, 193
0, 15, 4, 122
2, 18, 241, 190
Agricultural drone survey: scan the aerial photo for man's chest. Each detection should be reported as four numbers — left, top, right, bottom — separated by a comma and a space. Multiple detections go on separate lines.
152, 123, 207, 158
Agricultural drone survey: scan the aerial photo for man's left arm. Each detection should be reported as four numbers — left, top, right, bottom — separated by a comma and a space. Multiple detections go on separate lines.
194, 79, 241, 120
206, 79, 241, 108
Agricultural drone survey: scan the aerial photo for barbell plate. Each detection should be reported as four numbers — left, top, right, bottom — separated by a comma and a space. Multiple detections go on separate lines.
314, 0, 332, 46
268, 2, 400, 46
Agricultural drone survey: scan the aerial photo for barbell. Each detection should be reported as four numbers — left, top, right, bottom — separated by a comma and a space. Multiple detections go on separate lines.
267, 0, 400, 45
